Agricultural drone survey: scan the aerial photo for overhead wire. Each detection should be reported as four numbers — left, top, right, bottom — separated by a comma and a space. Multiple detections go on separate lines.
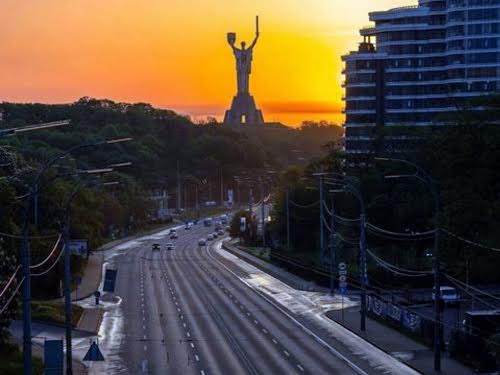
31, 245, 64, 277
441, 228, 500, 254
0, 266, 21, 300
30, 234, 62, 269
0, 277, 24, 316
289, 200, 319, 209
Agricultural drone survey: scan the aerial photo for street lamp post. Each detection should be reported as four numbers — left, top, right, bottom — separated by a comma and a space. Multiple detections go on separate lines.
325, 177, 367, 331
375, 156, 442, 371
19, 137, 131, 375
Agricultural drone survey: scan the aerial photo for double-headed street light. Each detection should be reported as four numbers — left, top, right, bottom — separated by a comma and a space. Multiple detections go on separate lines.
19, 136, 132, 375
0, 120, 70, 137
375, 156, 442, 372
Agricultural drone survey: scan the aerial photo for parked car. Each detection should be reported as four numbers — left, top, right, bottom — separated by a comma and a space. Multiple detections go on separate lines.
166, 243, 175, 251
433, 286, 460, 305
152, 243, 160, 252
198, 239, 206, 246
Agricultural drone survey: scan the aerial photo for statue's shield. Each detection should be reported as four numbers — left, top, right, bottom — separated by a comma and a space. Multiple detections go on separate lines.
227, 32, 236, 45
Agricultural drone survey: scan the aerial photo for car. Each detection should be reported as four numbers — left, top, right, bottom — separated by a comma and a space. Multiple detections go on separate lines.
165, 243, 175, 251
152, 243, 160, 252
204, 218, 213, 227
170, 233, 178, 239
217, 230, 224, 236
198, 239, 206, 246
433, 286, 460, 305
169, 229, 177, 235
213, 232, 218, 239
184, 223, 192, 230
207, 234, 214, 241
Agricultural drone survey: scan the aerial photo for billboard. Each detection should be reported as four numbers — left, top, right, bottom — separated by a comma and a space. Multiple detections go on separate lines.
66, 239, 88, 257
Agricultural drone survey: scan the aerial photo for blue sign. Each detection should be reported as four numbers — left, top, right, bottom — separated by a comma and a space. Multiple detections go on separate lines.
103, 269, 118, 293
44, 340, 63, 375
83, 341, 105, 362
339, 287, 348, 295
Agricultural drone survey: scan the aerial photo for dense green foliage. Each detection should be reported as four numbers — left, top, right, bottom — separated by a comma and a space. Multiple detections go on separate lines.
269, 98, 500, 287
0, 97, 341, 342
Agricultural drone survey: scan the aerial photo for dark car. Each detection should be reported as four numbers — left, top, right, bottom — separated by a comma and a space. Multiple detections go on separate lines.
152, 243, 161, 252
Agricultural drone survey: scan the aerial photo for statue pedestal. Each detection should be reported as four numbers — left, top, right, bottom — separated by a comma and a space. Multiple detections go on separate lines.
223, 93, 264, 126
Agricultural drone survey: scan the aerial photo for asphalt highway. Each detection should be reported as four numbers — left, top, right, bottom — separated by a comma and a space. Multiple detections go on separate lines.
112, 222, 388, 375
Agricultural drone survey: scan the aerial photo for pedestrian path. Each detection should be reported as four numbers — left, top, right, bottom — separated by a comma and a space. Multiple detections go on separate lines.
327, 307, 476, 375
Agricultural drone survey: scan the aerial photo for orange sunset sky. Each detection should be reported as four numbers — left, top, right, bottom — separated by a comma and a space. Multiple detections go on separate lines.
0, 0, 409, 126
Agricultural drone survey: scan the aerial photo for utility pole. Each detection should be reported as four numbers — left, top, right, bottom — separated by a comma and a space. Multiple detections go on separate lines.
360, 211, 367, 332
195, 184, 199, 219
433, 188, 441, 372
329, 193, 336, 293
33, 183, 38, 227
176, 160, 181, 211
260, 178, 265, 247
248, 186, 253, 214
20, 220, 32, 375
220, 167, 224, 207
63, 220, 73, 375
319, 175, 325, 265
286, 188, 290, 251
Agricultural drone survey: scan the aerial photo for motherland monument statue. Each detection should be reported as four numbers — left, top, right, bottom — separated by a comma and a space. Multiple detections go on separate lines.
223, 16, 265, 126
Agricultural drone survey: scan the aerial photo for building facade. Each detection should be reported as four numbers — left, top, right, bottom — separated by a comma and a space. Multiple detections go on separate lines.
342, 0, 500, 156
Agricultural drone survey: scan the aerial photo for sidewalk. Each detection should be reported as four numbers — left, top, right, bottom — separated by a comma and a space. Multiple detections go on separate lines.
223, 240, 328, 292
73, 252, 103, 301
326, 307, 476, 375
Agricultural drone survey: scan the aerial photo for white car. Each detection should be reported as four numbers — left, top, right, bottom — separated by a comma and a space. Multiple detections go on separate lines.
433, 286, 459, 305
198, 239, 206, 246
165, 243, 175, 251
207, 234, 214, 241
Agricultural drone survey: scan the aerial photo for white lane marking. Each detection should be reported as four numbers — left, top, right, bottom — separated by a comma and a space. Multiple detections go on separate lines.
246, 312, 250, 317
183, 323, 187, 328
262, 329, 268, 334
200, 371, 206, 375
272, 338, 278, 344
297, 364, 305, 372
253, 320, 258, 325
283, 350, 290, 357
190, 343, 195, 348
186, 332, 191, 337
207, 244, 369, 375
144, 345, 147, 351
141, 359, 148, 373
143, 335, 147, 340
195, 355, 200, 362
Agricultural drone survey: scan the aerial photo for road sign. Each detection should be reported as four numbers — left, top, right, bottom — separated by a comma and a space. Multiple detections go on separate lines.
83, 341, 105, 362
240, 217, 246, 232
66, 239, 88, 257
338, 262, 348, 290
103, 269, 118, 293
44, 340, 63, 375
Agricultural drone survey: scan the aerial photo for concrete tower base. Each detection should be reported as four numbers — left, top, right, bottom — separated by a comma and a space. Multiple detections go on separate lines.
223, 93, 264, 126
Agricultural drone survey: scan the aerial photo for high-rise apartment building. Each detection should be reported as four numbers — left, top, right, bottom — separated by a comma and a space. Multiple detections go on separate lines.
342, 0, 500, 156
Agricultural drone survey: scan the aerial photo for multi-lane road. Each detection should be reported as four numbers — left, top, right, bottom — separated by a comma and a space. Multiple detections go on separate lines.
98, 220, 412, 375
